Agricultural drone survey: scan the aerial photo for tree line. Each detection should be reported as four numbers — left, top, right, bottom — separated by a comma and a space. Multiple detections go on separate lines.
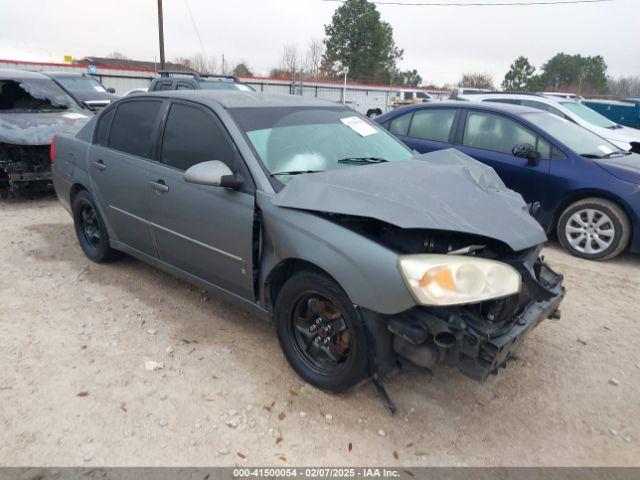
165, 0, 423, 87
109, 0, 639, 95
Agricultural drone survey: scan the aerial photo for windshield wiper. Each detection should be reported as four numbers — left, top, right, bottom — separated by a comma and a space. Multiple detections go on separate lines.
337, 157, 389, 164
270, 169, 323, 177
603, 150, 631, 158
607, 124, 624, 130
582, 151, 630, 159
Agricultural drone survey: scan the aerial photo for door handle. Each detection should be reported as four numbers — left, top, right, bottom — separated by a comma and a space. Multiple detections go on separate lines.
92, 160, 106, 171
149, 180, 169, 193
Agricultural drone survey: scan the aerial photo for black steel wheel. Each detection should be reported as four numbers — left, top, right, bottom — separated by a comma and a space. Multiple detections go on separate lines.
291, 294, 352, 373
274, 270, 369, 392
72, 190, 119, 263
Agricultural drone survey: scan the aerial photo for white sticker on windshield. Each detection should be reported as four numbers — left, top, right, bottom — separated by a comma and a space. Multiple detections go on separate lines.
340, 116, 378, 137
94, 85, 106, 92
598, 145, 614, 154
63, 112, 89, 119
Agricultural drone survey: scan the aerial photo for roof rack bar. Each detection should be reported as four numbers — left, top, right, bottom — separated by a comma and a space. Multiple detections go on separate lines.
157, 70, 201, 78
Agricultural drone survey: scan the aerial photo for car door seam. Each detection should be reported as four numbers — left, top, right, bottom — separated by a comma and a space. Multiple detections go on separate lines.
108, 205, 244, 264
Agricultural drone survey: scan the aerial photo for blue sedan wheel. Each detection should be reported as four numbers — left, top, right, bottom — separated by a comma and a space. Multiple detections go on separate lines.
557, 198, 631, 261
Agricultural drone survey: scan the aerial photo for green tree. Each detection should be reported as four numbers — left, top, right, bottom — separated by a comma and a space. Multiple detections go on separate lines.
233, 62, 253, 76
392, 69, 422, 87
502, 56, 536, 91
540, 53, 608, 93
323, 0, 404, 84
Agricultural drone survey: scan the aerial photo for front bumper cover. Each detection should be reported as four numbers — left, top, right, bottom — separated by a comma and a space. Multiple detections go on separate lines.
362, 252, 565, 382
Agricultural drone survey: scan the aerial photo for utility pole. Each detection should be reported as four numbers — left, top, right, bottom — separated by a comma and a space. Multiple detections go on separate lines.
342, 67, 349, 104
157, 0, 165, 70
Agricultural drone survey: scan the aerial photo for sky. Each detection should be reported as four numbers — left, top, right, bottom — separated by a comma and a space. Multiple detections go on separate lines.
0, 0, 638, 86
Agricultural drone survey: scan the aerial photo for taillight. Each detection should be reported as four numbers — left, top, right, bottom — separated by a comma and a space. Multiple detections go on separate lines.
49, 135, 57, 164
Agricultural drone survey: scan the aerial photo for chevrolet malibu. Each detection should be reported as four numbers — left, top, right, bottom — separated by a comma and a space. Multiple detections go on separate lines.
51, 91, 564, 407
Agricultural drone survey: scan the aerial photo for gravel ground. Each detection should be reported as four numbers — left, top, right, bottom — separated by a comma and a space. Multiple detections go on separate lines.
1, 195, 639, 466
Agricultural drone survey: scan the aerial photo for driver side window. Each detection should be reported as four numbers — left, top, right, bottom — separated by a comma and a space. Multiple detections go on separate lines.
462, 111, 550, 159
160, 103, 235, 171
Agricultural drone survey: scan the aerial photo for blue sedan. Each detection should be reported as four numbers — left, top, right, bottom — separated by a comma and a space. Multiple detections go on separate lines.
376, 102, 640, 261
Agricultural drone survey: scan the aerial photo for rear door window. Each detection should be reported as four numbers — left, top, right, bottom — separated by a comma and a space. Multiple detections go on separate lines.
408, 109, 456, 142
388, 112, 413, 136
95, 107, 115, 146
177, 81, 195, 90
160, 102, 235, 171
108, 100, 162, 158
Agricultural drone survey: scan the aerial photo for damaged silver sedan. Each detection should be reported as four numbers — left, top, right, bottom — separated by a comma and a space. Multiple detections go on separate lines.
51, 91, 564, 411
0, 69, 91, 194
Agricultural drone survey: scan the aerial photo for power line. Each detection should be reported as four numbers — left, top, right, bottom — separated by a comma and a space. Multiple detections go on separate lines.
184, 0, 208, 59
322, 0, 613, 6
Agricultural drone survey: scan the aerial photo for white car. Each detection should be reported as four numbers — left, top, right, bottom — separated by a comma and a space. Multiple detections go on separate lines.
122, 87, 148, 96
541, 92, 584, 101
458, 93, 640, 152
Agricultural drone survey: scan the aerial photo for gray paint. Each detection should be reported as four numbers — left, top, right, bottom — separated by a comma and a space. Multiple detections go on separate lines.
53, 91, 547, 318
257, 192, 416, 315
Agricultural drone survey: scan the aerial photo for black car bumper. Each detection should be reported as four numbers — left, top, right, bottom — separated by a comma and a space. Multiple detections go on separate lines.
456, 260, 564, 381
363, 253, 565, 382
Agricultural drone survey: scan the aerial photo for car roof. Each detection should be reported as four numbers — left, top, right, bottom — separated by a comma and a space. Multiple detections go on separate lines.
0, 68, 50, 80
134, 90, 342, 109
468, 93, 565, 103
43, 71, 90, 78
382, 100, 542, 118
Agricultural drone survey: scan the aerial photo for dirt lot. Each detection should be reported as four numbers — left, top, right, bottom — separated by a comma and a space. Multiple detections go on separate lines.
1, 195, 639, 467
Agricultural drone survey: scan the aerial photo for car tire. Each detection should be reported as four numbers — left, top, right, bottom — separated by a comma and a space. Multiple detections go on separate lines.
366, 109, 382, 118
72, 190, 119, 263
274, 270, 370, 393
557, 198, 630, 261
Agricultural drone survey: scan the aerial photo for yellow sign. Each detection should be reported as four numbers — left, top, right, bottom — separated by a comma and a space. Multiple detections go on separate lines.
64, 55, 73, 63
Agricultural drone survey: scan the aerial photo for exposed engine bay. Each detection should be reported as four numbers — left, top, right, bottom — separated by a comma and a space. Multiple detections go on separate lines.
0, 143, 52, 194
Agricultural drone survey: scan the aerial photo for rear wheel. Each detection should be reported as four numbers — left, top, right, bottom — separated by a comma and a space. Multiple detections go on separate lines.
72, 190, 119, 263
557, 198, 630, 261
274, 271, 369, 392
366, 109, 382, 118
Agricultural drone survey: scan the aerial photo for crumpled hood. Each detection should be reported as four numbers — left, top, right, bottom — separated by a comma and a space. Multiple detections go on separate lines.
272, 149, 547, 252
595, 153, 640, 184
0, 111, 91, 145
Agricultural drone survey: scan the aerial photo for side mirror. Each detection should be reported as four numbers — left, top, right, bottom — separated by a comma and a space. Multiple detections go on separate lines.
107, 87, 116, 94
512, 143, 540, 166
184, 160, 243, 189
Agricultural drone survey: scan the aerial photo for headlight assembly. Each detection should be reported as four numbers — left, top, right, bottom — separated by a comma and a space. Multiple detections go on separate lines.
398, 254, 521, 306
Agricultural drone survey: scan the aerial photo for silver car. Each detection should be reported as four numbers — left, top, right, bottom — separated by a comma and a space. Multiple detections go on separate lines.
51, 91, 564, 409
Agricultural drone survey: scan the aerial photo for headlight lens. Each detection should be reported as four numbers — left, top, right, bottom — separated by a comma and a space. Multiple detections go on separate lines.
398, 254, 521, 306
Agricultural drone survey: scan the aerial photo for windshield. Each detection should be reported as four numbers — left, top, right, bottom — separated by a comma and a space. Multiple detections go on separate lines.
560, 102, 617, 128
522, 112, 623, 157
199, 80, 253, 91
230, 107, 413, 183
0, 78, 79, 112
55, 75, 106, 93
